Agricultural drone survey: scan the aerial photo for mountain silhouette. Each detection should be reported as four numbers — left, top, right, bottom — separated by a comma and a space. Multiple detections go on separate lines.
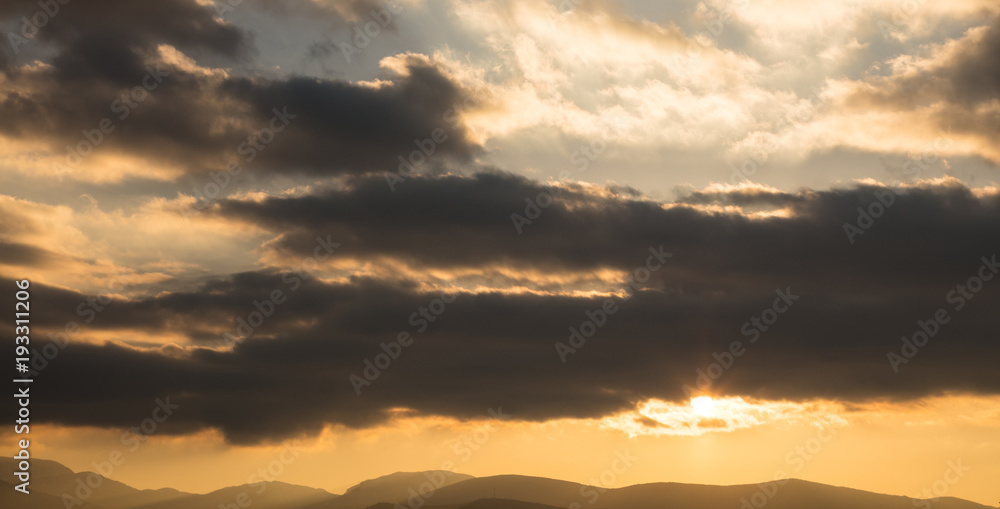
0, 458, 992, 509
367, 498, 566, 509
424, 474, 992, 509
307, 471, 474, 509
136, 481, 335, 509
0, 457, 188, 508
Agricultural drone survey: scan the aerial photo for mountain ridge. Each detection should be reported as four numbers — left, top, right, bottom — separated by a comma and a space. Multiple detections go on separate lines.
0, 458, 992, 509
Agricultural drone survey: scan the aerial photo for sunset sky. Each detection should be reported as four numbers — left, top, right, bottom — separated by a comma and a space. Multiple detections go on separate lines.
1, 0, 998, 506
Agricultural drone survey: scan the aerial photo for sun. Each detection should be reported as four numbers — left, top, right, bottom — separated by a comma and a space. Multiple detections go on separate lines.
690, 396, 716, 416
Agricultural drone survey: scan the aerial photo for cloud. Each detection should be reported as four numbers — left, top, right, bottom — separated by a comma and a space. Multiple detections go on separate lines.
0, 0, 250, 61
4, 176, 999, 444
217, 172, 1000, 294
0, 193, 263, 293
0, 2, 479, 182
798, 15, 1000, 162
1, 0, 998, 451
0, 241, 57, 267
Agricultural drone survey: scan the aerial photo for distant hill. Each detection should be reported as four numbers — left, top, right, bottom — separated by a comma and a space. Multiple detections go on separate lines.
0, 458, 331, 509
426, 475, 995, 509
0, 457, 189, 508
1, 458, 994, 509
421, 475, 587, 507
368, 498, 566, 509
0, 479, 106, 509
308, 471, 474, 509
135, 480, 336, 509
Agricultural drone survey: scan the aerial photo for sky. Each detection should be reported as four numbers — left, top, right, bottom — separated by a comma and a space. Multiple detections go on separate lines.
0, 0, 998, 505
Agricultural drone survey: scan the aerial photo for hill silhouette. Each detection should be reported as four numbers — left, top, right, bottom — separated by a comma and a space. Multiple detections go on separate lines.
426, 475, 993, 509
307, 471, 474, 509
0, 457, 189, 508
136, 480, 335, 509
0, 458, 993, 509
367, 498, 566, 509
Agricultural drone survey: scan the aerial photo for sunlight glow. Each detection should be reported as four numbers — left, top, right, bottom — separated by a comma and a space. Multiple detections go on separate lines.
602, 396, 847, 437
691, 396, 716, 416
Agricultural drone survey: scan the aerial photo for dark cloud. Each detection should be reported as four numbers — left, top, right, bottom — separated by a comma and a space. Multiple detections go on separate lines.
924, 16, 1000, 105
845, 16, 1000, 107
0, 4, 478, 178
0, 0, 249, 61
235, 0, 397, 22
4, 178, 999, 444
219, 172, 1000, 296
0, 51, 477, 177
216, 57, 478, 175
0, 241, 56, 267
1, 1, 997, 446
843, 15, 1000, 156
673, 186, 808, 209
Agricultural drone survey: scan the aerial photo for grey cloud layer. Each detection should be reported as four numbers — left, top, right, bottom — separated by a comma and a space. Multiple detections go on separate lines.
844, 15, 1000, 155
1, 0, 998, 446
0, 0, 477, 177
0, 0, 249, 61
220, 172, 1000, 294
3, 176, 999, 444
